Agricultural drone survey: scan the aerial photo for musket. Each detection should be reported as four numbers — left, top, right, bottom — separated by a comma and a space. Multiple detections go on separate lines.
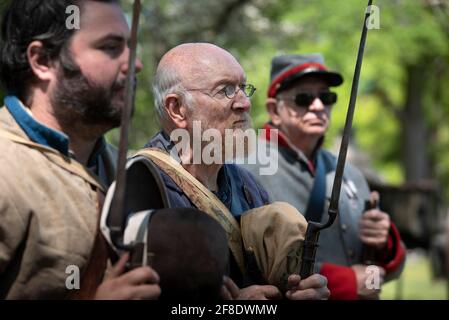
108, 0, 142, 252
299, 0, 374, 279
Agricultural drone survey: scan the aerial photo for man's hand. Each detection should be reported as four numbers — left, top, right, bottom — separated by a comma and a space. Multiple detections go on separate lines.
221, 278, 282, 300
359, 191, 391, 250
220, 276, 240, 300
237, 285, 282, 300
351, 264, 385, 300
94, 252, 161, 300
285, 274, 330, 300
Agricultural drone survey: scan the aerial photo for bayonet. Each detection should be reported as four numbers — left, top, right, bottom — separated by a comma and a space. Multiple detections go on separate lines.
300, 0, 374, 278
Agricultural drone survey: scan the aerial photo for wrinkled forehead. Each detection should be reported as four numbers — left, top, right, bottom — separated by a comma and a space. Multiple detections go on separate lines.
179, 50, 247, 87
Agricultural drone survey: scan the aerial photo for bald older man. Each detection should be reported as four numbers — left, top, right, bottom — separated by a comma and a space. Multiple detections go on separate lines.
134, 43, 329, 300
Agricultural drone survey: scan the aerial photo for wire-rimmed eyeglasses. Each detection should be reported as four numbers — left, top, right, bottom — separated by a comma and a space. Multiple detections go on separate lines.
186, 83, 256, 99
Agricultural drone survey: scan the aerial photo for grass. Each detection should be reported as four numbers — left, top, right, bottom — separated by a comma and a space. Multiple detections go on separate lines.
381, 250, 448, 300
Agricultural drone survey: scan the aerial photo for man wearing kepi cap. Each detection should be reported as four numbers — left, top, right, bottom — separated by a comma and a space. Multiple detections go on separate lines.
243, 53, 406, 299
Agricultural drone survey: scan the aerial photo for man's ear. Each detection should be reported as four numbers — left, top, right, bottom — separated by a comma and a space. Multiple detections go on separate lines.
27, 41, 57, 82
266, 97, 282, 126
165, 94, 188, 129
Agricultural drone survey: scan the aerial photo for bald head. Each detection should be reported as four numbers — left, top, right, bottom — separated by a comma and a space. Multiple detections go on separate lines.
158, 43, 243, 87
152, 43, 248, 128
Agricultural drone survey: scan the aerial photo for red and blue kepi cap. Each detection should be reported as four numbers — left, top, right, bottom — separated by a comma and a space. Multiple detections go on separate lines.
268, 53, 343, 98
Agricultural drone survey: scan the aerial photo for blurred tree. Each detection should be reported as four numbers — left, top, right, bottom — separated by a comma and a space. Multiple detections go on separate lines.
116, 0, 449, 200
1, 0, 449, 200
288, 0, 449, 199
115, 0, 295, 150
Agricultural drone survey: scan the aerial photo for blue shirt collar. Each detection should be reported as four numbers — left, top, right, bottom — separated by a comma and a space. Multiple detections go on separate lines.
213, 165, 232, 207
4, 95, 69, 155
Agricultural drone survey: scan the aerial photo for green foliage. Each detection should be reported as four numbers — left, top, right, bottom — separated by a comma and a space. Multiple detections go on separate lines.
110, 0, 449, 199
3, 0, 449, 199
234, 0, 449, 190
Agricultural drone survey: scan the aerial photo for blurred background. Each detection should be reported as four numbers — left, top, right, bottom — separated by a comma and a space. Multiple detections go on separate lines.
1, 0, 449, 299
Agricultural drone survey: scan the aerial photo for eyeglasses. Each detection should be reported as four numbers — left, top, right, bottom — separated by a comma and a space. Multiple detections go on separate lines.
279, 91, 337, 108
186, 83, 256, 99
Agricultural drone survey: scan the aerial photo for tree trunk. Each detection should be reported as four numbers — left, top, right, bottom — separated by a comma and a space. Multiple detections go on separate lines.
401, 63, 432, 182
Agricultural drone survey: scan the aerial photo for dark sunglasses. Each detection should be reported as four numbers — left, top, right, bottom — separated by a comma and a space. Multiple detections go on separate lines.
282, 91, 337, 108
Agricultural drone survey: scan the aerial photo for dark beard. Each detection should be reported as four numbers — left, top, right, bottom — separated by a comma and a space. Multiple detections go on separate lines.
50, 66, 126, 132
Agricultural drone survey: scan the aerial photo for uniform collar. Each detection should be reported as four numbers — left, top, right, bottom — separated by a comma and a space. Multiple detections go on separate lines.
4, 95, 108, 171
4, 95, 69, 156
262, 122, 324, 175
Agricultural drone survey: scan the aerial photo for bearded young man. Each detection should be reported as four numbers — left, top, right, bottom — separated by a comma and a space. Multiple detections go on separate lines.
0, 0, 160, 299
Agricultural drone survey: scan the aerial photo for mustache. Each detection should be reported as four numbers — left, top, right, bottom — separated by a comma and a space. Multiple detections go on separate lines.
113, 77, 138, 92
240, 112, 253, 125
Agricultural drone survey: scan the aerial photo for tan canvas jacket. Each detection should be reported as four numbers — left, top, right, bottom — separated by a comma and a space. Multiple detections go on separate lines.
0, 106, 115, 299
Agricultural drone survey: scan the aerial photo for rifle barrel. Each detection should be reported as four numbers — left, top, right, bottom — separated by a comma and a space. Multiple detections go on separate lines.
109, 0, 142, 249
299, 0, 374, 279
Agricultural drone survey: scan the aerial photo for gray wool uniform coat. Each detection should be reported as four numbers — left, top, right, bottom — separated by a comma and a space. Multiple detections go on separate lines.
242, 136, 405, 281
